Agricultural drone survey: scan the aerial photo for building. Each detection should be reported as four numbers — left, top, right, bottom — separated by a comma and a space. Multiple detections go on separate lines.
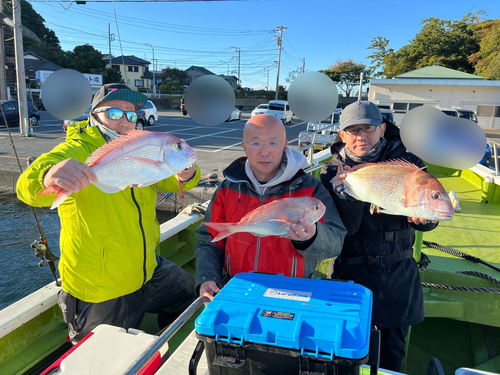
368, 63, 500, 129
107, 55, 152, 92
185, 66, 238, 89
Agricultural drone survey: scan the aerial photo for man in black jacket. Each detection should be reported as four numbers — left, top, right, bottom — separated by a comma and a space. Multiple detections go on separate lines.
320, 101, 438, 372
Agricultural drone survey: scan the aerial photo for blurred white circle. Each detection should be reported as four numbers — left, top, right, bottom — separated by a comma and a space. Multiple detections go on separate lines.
400, 106, 486, 170
287, 71, 338, 123
184, 75, 235, 126
42, 69, 92, 120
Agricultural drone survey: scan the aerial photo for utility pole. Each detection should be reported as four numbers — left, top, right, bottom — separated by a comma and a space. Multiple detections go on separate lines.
230, 46, 241, 86
358, 72, 364, 101
274, 25, 286, 100
302, 58, 305, 73
0, 0, 8, 100
12, 0, 29, 136
108, 23, 113, 68
145, 43, 156, 97
266, 67, 269, 91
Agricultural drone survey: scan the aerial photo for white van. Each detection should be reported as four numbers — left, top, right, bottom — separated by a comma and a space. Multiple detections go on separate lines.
267, 100, 293, 124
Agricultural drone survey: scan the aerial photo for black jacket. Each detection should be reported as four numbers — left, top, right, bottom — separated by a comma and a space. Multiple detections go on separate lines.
320, 121, 437, 328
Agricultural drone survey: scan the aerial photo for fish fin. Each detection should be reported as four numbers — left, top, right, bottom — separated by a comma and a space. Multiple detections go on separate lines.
202, 222, 235, 242
124, 157, 163, 169
92, 181, 123, 194
369, 204, 383, 215
177, 176, 185, 199
38, 185, 72, 209
131, 181, 158, 188
269, 219, 290, 223
85, 130, 150, 166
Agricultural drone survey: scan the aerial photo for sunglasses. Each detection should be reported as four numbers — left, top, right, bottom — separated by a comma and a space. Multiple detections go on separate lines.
94, 108, 138, 123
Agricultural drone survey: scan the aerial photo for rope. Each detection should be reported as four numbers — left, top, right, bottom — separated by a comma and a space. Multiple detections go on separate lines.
421, 283, 500, 294
419, 243, 500, 293
423, 241, 500, 273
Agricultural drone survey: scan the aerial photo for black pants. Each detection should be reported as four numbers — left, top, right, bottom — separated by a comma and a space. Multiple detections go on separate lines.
58, 255, 195, 344
379, 326, 409, 372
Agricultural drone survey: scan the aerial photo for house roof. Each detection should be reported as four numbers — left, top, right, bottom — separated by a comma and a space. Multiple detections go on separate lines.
220, 75, 238, 80
186, 66, 215, 75
111, 55, 150, 66
394, 64, 484, 80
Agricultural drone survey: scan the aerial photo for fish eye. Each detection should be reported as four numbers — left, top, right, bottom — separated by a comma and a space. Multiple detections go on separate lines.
432, 192, 441, 200
313, 204, 318, 211
174, 142, 184, 151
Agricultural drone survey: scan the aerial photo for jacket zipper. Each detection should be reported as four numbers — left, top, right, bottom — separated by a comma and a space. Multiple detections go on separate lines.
254, 196, 265, 271
291, 257, 297, 277
226, 253, 231, 276
130, 188, 148, 286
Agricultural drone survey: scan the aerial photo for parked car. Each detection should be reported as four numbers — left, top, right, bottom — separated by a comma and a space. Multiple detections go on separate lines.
456, 109, 478, 123
180, 98, 187, 115
135, 108, 147, 130
226, 108, 242, 122
267, 100, 293, 124
438, 108, 459, 117
142, 100, 158, 126
62, 104, 92, 132
251, 104, 269, 118
380, 110, 394, 124
0, 100, 40, 126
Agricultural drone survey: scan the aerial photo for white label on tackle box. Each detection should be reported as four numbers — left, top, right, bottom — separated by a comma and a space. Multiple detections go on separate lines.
263, 288, 312, 302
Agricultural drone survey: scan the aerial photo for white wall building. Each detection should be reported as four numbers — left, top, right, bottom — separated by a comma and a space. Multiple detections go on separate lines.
368, 63, 500, 129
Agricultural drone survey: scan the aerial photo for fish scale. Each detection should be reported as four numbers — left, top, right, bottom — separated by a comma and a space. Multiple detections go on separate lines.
340, 161, 454, 221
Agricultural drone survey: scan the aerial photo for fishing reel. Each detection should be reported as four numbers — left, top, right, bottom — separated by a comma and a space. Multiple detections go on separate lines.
31, 238, 61, 286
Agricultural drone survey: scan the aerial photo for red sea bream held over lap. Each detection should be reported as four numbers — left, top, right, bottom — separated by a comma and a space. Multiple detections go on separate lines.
336, 159, 455, 221
39, 130, 197, 209
203, 196, 326, 242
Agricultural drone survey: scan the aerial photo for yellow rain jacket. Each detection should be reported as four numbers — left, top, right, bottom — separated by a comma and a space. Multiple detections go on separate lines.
17, 121, 200, 303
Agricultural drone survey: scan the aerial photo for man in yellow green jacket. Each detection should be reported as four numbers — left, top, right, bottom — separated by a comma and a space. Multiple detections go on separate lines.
17, 84, 201, 343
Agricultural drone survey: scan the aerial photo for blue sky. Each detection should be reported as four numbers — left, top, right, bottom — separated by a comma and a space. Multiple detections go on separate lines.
29, 0, 499, 90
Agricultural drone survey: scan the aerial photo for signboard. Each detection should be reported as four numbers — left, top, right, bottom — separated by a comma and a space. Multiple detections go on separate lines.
35, 70, 102, 87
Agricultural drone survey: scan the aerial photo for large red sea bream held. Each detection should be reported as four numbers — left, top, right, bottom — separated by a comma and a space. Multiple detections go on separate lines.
203, 197, 326, 242
334, 159, 454, 221
39, 130, 197, 209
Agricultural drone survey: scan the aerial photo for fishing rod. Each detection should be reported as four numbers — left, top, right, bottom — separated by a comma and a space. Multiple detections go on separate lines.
1, 107, 61, 286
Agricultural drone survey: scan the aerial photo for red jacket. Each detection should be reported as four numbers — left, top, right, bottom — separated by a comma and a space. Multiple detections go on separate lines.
195, 150, 346, 290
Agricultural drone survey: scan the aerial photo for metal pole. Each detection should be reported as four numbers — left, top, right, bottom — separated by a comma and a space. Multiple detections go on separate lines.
124, 296, 210, 375
358, 72, 364, 101
0, 0, 8, 100
145, 43, 156, 97
12, 0, 29, 136
108, 23, 112, 68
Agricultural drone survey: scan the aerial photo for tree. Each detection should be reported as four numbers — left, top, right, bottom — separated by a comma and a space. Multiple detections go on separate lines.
65, 44, 106, 74
469, 19, 500, 79
102, 68, 124, 85
285, 68, 303, 83
320, 59, 370, 97
161, 67, 188, 85
367, 12, 484, 77
3, 0, 65, 64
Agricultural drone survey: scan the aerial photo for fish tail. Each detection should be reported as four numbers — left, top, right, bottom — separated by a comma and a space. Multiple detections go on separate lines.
202, 222, 235, 242
37, 185, 72, 210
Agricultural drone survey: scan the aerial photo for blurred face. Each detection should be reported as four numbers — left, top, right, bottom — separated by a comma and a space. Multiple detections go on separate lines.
242, 114, 288, 183
339, 123, 386, 156
93, 100, 137, 132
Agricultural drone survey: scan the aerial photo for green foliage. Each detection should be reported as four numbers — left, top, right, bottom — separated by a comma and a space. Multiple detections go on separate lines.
469, 19, 500, 79
158, 80, 184, 94
161, 68, 188, 85
320, 59, 370, 97
64, 44, 106, 74
102, 68, 124, 85
367, 12, 484, 77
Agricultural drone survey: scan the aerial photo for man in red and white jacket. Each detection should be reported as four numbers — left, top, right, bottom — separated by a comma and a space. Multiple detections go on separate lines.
195, 114, 346, 299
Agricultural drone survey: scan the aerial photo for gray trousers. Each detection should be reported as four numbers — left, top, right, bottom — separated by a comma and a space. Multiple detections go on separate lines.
58, 255, 195, 344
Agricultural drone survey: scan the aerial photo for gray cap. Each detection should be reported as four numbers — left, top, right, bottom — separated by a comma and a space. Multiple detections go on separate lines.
339, 101, 383, 131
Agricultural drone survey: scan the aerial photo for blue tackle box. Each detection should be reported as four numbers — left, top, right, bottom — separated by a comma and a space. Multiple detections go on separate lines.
193, 272, 375, 375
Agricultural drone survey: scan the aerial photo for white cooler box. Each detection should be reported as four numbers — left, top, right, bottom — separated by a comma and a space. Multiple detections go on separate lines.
41, 324, 167, 375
